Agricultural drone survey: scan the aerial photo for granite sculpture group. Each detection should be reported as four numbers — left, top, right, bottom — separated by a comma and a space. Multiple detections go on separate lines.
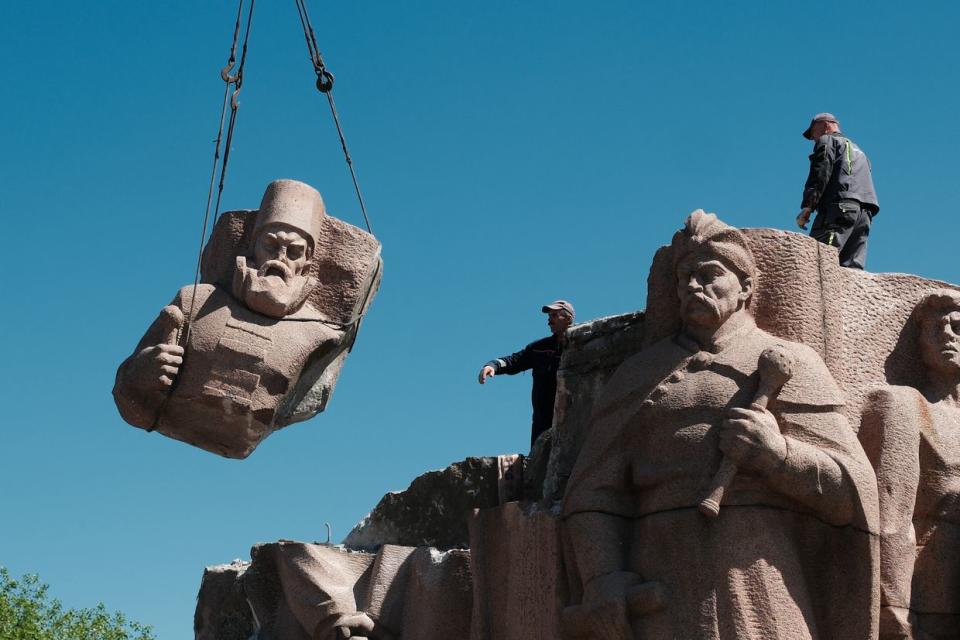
113, 191, 960, 638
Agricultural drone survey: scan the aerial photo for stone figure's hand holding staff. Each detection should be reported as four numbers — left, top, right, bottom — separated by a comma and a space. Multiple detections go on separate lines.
699, 347, 795, 518
128, 305, 185, 391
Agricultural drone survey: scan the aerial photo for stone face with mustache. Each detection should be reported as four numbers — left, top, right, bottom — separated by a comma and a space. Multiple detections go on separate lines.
113, 179, 381, 459
233, 225, 318, 318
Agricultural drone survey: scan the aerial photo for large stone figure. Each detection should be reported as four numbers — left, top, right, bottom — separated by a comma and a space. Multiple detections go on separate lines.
860, 289, 960, 639
114, 179, 381, 458
561, 211, 879, 639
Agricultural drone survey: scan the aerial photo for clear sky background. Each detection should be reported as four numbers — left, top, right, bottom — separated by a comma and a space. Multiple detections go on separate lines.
1, 1, 957, 638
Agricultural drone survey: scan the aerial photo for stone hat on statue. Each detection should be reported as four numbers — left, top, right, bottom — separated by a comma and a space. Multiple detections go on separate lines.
671, 209, 757, 282
253, 179, 326, 250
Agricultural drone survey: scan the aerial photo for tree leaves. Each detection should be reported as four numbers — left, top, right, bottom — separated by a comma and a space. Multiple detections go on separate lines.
0, 568, 155, 640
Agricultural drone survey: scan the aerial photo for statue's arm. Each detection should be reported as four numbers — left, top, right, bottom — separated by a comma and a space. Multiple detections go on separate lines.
113, 291, 189, 428
859, 386, 920, 639
745, 344, 876, 525
566, 511, 629, 587
564, 511, 638, 640
758, 410, 865, 523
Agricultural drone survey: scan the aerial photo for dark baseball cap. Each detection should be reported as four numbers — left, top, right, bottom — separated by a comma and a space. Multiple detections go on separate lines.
802, 112, 839, 139
542, 300, 575, 319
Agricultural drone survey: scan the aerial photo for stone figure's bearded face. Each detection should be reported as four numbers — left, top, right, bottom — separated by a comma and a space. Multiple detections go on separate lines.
676, 255, 753, 331
920, 303, 960, 376
233, 225, 317, 318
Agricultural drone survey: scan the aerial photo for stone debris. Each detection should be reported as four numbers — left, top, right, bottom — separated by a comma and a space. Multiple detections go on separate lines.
344, 455, 523, 551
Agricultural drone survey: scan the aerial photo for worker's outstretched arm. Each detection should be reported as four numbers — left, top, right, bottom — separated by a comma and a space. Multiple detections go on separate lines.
477, 344, 534, 383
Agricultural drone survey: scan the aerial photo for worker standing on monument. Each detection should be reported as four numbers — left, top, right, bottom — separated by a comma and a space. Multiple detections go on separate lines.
477, 300, 574, 447
795, 112, 879, 270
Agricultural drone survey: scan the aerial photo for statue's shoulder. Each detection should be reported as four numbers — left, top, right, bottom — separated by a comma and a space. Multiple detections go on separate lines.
860, 385, 926, 437
864, 384, 924, 409
859, 385, 925, 467
173, 283, 218, 309
599, 337, 686, 407
753, 329, 846, 407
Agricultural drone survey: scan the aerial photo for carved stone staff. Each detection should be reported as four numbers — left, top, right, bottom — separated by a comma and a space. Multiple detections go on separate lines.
698, 346, 796, 518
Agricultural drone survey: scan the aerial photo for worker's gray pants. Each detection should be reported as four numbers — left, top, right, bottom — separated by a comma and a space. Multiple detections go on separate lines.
810, 200, 872, 270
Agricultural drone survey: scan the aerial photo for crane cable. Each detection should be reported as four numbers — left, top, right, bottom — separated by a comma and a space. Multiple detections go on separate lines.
178, 0, 375, 352
181, 0, 257, 348
155, 0, 377, 430
293, 0, 373, 236
150, 0, 255, 432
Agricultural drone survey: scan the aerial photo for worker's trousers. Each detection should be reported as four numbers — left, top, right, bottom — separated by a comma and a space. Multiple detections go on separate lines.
810, 200, 872, 270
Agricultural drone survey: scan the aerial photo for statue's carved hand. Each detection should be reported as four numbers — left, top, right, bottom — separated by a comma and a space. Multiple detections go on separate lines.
719, 406, 787, 474
128, 305, 185, 390
333, 612, 396, 640
564, 571, 639, 640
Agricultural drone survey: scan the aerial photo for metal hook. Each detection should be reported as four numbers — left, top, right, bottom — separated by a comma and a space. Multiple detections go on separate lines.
220, 59, 238, 84
324, 522, 332, 544
315, 69, 334, 93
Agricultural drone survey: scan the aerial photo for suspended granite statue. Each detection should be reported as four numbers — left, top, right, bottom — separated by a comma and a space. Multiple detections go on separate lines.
113, 179, 381, 458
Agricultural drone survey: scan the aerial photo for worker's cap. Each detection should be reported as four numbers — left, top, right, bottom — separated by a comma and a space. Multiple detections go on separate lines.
802, 112, 839, 140
542, 300, 575, 319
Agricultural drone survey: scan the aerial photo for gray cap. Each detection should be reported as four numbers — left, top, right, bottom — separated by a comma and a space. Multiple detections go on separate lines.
542, 299, 575, 319
802, 112, 839, 139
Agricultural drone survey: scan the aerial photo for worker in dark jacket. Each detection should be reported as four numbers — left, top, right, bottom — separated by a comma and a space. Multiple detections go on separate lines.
795, 112, 879, 270
478, 300, 574, 447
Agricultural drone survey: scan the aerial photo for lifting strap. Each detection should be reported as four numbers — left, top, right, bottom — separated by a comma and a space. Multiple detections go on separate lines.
181, 0, 257, 348
293, 0, 373, 236
155, 0, 379, 431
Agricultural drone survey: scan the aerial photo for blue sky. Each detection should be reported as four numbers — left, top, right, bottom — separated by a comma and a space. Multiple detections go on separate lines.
1, 2, 958, 638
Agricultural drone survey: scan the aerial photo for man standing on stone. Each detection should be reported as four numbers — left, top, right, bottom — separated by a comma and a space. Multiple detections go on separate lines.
860, 289, 960, 639
795, 112, 879, 269
477, 300, 574, 447
562, 211, 878, 639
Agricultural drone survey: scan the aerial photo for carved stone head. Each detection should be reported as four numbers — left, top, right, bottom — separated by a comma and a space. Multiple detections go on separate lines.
915, 289, 960, 378
233, 180, 326, 318
670, 210, 756, 331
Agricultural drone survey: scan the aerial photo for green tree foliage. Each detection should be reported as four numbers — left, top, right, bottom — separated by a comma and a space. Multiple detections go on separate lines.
0, 567, 155, 640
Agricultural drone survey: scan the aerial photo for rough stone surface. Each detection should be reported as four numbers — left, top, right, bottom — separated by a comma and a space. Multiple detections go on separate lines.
562, 212, 879, 639
858, 289, 960, 639
546, 225, 960, 499
193, 560, 255, 640
199, 541, 472, 640
468, 502, 566, 640
344, 455, 523, 551
192, 213, 960, 639
113, 179, 381, 458
544, 311, 646, 499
